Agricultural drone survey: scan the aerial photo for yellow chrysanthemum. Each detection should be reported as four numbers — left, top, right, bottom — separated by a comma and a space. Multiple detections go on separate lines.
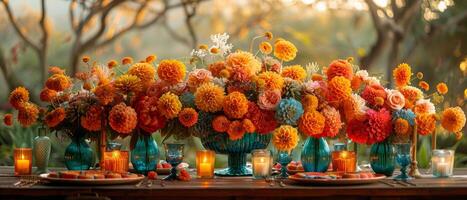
272, 125, 299, 152
259, 42, 272, 54
128, 62, 156, 83
257, 71, 284, 90
114, 74, 142, 94
157, 92, 182, 119
264, 32, 273, 40
157, 59, 186, 84
9, 87, 30, 109
393, 63, 412, 87
436, 82, 448, 94
327, 76, 352, 103
194, 83, 225, 112
281, 65, 307, 82
441, 107, 466, 133
225, 51, 261, 82
223, 91, 249, 119
274, 39, 297, 62
302, 94, 319, 112
17, 102, 39, 127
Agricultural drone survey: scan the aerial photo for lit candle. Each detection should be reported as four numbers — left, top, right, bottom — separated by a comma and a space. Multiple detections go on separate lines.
436, 158, 449, 177
14, 148, 32, 176
196, 150, 215, 178
332, 151, 356, 173
252, 149, 271, 179
17, 155, 30, 174
432, 149, 454, 178
199, 157, 213, 177
103, 150, 129, 172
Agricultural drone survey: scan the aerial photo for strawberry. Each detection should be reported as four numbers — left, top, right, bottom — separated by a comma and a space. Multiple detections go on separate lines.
177, 169, 191, 181
162, 163, 172, 169
147, 171, 158, 180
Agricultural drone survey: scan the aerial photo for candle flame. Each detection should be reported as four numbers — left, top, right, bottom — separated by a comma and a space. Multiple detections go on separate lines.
112, 150, 120, 158
340, 151, 348, 159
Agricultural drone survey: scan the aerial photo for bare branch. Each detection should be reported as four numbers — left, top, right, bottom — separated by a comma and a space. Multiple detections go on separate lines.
69, 0, 77, 30
182, 0, 198, 49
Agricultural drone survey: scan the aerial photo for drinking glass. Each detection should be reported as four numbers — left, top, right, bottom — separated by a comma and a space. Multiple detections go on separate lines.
394, 143, 411, 180
164, 143, 184, 180
276, 150, 292, 179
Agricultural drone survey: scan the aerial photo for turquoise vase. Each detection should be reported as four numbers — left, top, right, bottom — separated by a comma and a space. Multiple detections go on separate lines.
370, 140, 396, 176
33, 127, 51, 174
301, 137, 331, 172
131, 136, 159, 174
201, 132, 271, 176
64, 136, 94, 170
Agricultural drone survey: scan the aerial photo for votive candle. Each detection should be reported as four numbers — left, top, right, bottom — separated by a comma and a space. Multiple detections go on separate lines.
252, 149, 272, 179
331, 150, 356, 173
196, 150, 215, 178
14, 148, 32, 176
432, 149, 454, 178
103, 150, 129, 172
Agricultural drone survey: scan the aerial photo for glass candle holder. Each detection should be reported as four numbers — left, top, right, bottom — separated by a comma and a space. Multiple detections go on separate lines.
196, 150, 215, 178
252, 149, 272, 179
14, 148, 32, 176
164, 143, 184, 181
103, 150, 129, 173
432, 149, 454, 178
331, 150, 356, 173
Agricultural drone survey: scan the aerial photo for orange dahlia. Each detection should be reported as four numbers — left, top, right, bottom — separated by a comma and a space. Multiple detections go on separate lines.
436, 82, 448, 94
281, 65, 307, 82
418, 81, 430, 91
109, 103, 137, 134
46, 74, 72, 91
298, 110, 325, 137
326, 59, 353, 80
157, 59, 186, 84
399, 86, 423, 108
146, 55, 157, 63
81, 105, 103, 131
274, 39, 297, 62
394, 118, 410, 136
17, 102, 39, 127
227, 120, 246, 140
351, 76, 363, 90
302, 94, 319, 112
9, 87, 29, 109
212, 115, 230, 132
128, 62, 156, 83
178, 108, 198, 127
321, 106, 342, 138
393, 63, 412, 87
361, 84, 387, 106
194, 83, 225, 112
327, 76, 352, 103
208, 61, 226, 77
39, 88, 57, 102
257, 71, 284, 90
242, 118, 256, 133
107, 60, 118, 69
157, 92, 182, 119
223, 91, 249, 119
415, 114, 436, 136
259, 42, 272, 54
225, 51, 261, 82
94, 83, 115, 105
45, 107, 66, 128
3, 114, 13, 126
441, 107, 466, 133
122, 57, 133, 65
272, 125, 299, 152
114, 74, 142, 94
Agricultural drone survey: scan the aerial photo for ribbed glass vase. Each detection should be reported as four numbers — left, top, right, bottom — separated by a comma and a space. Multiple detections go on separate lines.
301, 137, 331, 172
131, 135, 159, 174
64, 136, 94, 170
370, 140, 396, 176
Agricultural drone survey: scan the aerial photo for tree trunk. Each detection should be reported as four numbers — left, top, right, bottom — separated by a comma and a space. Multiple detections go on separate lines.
360, 32, 391, 70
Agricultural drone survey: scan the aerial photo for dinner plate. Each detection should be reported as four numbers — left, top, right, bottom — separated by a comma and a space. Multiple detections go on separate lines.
288, 173, 386, 185
39, 173, 144, 185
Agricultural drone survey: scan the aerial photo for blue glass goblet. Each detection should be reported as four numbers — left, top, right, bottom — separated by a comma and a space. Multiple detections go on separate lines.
276, 150, 292, 179
394, 143, 411, 181
164, 143, 184, 181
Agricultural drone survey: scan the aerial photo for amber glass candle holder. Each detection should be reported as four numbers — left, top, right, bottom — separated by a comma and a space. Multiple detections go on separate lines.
103, 150, 129, 173
14, 148, 32, 176
196, 150, 215, 178
331, 150, 356, 173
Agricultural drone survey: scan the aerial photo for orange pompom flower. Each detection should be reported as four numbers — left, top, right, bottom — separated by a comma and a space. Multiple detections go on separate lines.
223, 91, 249, 119
94, 83, 115, 105
208, 61, 226, 77
212, 115, 230, 132
399, 86, 423, 108
436, 82, 448, 94
39, 88, 57, 102
393, 63, 412, 87
81, 105, 103, 131
351, 76, 362, 90
441, 107, 466, 133
9, 87, 29, 109
157, 92, 182, 119
327, 76, 352, 103
326, 59, 353, 80
225, 51, 261, 82
302, 94, 319, 112
46, 74, 72, 92
415, 114, 436, 136
108, 103, 137, 134
146, 55, 157, 63
242, 118, 256, 133
227, 120, 246, 140
3, 114, 13, 126
418, 81, 430, 91
107, 60, 118, 69
272, 125, 299, 152
128, 62, 156, 83
298, 110, 325, 137
178, 108, 198, 127
259, 42, 272, 54
48, 66, 65, 75
157, 59, 186, 84
194, 83, 225, 112
274, 39, 297, 62
45, 107, 66, 128
394, 118, 410, 136
122, 57, 133, 65
114, 74, 142, 94
82, 56, 90, 63
281, 65, 307, 82
17, 102, 39, 127
311, 73, 323, 81
264, 32, 273, 40
257, 71, 284, 90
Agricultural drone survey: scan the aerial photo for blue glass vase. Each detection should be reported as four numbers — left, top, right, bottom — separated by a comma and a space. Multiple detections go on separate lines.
301, 137, 330, 172
201, 132, 271, 176
131, 136, 159, 174
64, 136, 94, 170
395, 143, 411, 180
370, 140, 395, 176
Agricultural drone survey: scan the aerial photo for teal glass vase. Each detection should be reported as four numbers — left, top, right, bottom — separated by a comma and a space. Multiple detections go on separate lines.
370, 140, 396, 176
301, 137, 330, 172
131, 135, 159, 174
33, 127, 51, 174
64, 136, 94, 170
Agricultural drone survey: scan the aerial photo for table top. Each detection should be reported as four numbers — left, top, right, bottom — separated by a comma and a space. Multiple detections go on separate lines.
1, 166, 467, 200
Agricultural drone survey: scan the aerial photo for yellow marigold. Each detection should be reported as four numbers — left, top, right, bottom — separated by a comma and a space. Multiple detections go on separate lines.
327, 76, 352, 103
272, 125, 299, 152
157, 92, 182, 119
302, 94, 319, 112
227, 120, 246, 140
264, 31, 273, 40
82, 56, 90, 63
128, 62, 156, 83
259, 42, 272, 54
107, 60, 118, 69
311, 73, 323, 81
208, 61, 226, 77
418, 81, 430, 91
145, 55, 157, 63
393, 63, 412, 87
46, 74, 72, 92
416, 114, 436, 136
194, 83, 225, 112
3, 113, 13, 126
45, 107, 66, 128
225, 51, 261, 82
219, 69, 231, 79
122, 57, 133, 65
212, 115, 230, 132
223, 91, 249, 119
157, 59, 186, 84
81, 105, 103, 131
108, 103, 137, 134
242, 118, 256, 133
17, 102, 39, 127
281, 65, 307, 82
274, 39, 297, 62
441, 107, 466, 133
374, 97, 385, 106
394, 118, 410, 136
94, 83, 115, 105
436, 82, 448, 94
39, 88, 57, 102
9, 87, 29, 109
399, 86, 423, 108
298, 111, 325, 137
178, 108, 198, 127
48, 66, 65, 75
416, 72, 423, 79
114, 74, 142, 94
257, 71, 284, 90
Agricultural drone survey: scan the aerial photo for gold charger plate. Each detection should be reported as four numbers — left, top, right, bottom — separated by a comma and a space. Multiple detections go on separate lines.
39, 173, 144, 185
288, 173, 386, 185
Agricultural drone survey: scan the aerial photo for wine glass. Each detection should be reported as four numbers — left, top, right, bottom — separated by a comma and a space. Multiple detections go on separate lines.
394, 143, 411, 181
276, 150, 292, 179
164, 143, 184, 181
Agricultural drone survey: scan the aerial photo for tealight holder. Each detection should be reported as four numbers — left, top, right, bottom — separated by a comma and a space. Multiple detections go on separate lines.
251, 149, 272, 179
331, 150, 356, 173
196, 150, 215, 178
103, 150, 129, 173
432, 149, 454, 178
14, 148, 32, 176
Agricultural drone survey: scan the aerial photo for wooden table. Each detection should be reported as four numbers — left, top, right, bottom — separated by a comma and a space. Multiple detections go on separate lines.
1, 167, 467, 200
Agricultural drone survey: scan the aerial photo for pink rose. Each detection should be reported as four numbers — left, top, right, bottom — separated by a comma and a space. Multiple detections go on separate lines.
386, 89, 405, 110
258, 90, 281, 110
193, 69, 212, 80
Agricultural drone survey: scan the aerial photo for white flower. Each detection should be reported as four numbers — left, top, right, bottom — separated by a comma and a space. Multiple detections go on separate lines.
211, 77, 227, 88
210, 33, 233, 56
355, 70, 369, 80
303, 80, 320, 94
351, 94, 368, 113
415, 99, 436, 114
191, 49, 208, 58
366, 76, 381, 86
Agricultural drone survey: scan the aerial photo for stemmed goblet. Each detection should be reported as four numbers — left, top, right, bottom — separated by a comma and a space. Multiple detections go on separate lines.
276, 150, 292, 179
164, 143, 184, 181
394, 143, 411, 181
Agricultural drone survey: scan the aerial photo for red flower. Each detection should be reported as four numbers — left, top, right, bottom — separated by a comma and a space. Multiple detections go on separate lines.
136, 96, 166, 134
244, 102, 278, 134
361, 84, 387, 106
346, 108, 392, 144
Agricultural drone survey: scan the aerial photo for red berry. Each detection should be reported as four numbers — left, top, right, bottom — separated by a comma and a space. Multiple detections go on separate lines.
162, 163, 172, 169
148, 171, 158, 180
156, 163, 163, 169
177, 169, 191, 181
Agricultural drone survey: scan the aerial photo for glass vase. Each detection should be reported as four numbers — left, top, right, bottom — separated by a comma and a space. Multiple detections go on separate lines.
394, 143, 411, 180
33, 127, 51, 174
277, 150, 292, 178
369, 140, 396, 176
64, 136, 94, 170
301, 137, 330, 172
130, 135, 159, 174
